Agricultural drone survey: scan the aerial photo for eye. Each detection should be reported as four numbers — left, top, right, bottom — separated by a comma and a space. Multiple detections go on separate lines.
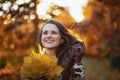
51, 31, 58, 34
42, 31, 48, 34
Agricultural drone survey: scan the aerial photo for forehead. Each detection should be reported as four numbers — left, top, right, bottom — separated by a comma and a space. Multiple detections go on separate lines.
42, 23, 59, 31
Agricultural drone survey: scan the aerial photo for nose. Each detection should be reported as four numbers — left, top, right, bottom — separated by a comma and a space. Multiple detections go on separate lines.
46, 33, 52, 37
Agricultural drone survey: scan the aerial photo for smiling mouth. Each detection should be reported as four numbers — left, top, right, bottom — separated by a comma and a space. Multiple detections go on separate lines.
46, 40, 54, 43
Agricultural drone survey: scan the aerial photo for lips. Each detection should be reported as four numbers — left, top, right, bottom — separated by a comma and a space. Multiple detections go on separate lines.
46, 40, 54, 43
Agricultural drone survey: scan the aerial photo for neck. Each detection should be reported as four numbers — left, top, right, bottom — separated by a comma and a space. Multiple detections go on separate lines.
44, 48, 56, 56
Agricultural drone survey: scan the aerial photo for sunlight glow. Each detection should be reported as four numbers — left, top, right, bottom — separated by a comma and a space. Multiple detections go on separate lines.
30, 14, 36, 20
0, 11, 4, 16
37, 0, 89, 22
68, 29, 83, 41
2, 1, 11, 12
11, 4, 19, 11
15, 0, 31, 5
52, 10, 61, 16
37, 0, 52, 19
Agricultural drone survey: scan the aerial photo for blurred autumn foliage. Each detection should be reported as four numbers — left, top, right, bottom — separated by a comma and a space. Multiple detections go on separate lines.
79, 0, 120, 57
0, 0, 120, 80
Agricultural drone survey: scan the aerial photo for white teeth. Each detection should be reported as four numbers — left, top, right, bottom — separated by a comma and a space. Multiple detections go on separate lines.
46, 40, 54, 43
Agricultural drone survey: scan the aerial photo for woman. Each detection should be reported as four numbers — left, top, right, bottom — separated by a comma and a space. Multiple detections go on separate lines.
36, 20, 86, 80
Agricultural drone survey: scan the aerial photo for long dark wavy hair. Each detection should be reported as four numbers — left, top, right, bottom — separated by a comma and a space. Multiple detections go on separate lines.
37, 20, 83, 80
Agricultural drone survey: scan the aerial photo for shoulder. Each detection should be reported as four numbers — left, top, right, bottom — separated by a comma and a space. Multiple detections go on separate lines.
72, 41, 86, 64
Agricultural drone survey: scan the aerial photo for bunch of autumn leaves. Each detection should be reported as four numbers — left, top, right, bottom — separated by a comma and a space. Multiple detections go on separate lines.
20, 51, 63, 80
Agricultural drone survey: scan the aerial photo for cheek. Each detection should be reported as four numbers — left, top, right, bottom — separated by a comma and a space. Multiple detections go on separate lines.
41, 35, 45, 41
55, 37, 62, 44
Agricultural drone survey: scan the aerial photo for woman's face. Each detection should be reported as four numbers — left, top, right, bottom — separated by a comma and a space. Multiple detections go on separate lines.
41, 23, 63, 49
